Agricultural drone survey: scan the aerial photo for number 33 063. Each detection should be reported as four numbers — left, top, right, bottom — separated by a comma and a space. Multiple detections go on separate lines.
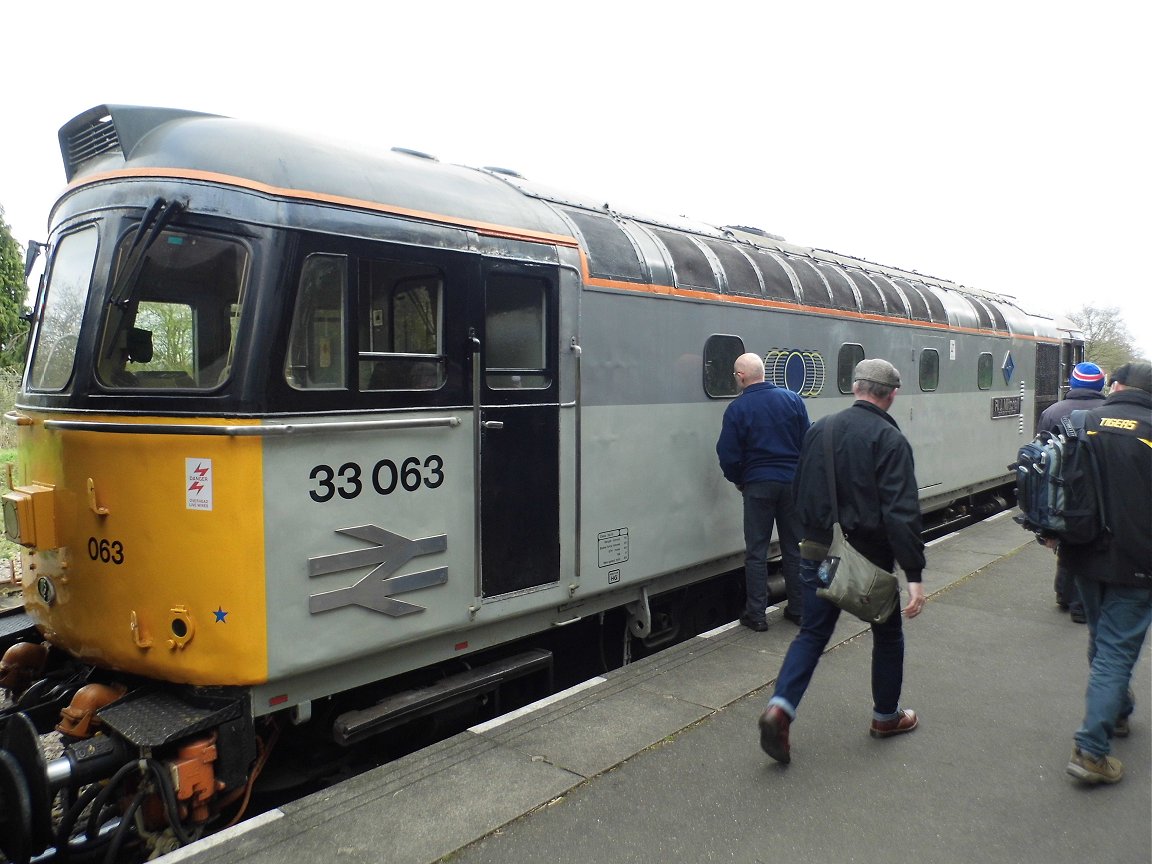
309, 455, 444, 503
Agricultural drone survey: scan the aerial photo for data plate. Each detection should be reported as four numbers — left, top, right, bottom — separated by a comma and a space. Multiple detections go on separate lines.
991, 396, 1022, 418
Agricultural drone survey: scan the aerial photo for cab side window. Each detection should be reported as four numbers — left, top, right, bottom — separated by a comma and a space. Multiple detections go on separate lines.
29, 226, 99, 391
359, 260, 445, 391
485, 274, 549, 389
285, 254, 346, 390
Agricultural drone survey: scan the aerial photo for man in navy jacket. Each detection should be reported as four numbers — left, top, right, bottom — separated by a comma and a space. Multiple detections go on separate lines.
717, 353, 811, 630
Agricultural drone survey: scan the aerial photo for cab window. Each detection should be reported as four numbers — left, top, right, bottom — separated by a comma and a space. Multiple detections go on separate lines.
28, 226, 99, 391
97, 230, 248, 389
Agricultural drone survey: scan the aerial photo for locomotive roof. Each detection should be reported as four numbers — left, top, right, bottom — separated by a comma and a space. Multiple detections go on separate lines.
57, 105, 1073, 340
58, 104, 575, 241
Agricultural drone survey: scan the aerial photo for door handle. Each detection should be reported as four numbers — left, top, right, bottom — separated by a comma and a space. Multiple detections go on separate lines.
482, 421, 504, 430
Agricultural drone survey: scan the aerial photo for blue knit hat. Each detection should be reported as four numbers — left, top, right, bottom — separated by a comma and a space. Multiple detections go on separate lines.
1069, 362, 1105, 390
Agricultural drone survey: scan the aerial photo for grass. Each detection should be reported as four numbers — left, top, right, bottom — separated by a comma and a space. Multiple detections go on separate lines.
0, 449, 20, 562
1, 367, 23, 562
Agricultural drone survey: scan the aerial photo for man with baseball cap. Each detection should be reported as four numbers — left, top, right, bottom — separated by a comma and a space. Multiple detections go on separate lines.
1061, 360, 1152, 784
1037, 362, 1109, 620
757, 358, 926, 764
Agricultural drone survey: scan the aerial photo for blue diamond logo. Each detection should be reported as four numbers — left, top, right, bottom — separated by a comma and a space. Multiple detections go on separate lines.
1002, 352, 1015, 384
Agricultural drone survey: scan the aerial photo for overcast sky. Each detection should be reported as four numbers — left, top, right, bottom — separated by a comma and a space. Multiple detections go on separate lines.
3, 1, 1148, 362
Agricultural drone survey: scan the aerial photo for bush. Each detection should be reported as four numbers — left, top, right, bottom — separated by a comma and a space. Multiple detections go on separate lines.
0, 365, 19, 451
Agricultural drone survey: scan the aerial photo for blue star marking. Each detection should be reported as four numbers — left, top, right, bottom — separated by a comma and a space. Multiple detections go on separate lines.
213, 607, 228, 623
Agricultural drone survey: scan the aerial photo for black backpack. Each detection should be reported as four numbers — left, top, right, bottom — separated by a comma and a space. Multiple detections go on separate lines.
1010, 410, 1107, 544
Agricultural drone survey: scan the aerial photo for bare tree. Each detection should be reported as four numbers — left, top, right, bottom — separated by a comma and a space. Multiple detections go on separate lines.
1068, 305, 1138, 374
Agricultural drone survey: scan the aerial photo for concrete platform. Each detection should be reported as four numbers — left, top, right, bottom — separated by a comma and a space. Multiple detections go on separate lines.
163, 512, 1151, 864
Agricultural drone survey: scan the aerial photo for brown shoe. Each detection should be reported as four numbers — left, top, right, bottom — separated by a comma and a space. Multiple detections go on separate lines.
870, 708, 918, 738
759, 706, 791, 764
1067, 746, 1123, 784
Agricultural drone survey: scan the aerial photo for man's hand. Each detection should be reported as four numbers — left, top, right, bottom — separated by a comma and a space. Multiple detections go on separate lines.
903, 581, 926, 618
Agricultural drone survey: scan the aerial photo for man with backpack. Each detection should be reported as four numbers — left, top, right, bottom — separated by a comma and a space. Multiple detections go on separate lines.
1058, 360, 1152, 785
1037, 362, 1109, 621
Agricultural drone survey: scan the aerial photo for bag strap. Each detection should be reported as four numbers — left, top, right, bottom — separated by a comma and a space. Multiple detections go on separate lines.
822, 414, 839, 524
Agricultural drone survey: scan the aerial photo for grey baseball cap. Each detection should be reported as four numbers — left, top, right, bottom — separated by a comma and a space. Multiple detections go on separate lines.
853, 359, 902, 387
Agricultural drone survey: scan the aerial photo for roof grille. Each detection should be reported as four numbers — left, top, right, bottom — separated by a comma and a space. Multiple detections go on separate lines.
63, 109, 121, 175
59, 105, 220, 181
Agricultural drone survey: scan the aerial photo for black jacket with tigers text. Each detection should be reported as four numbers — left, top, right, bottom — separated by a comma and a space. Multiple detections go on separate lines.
1060, 388, 1152, 588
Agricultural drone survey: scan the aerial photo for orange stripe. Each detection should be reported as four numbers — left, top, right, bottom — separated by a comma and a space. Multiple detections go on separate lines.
65, 167, 582, 248
68, 167, 1060, 344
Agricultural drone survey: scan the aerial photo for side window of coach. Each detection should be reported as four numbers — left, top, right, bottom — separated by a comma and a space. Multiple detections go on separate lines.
920, 348, 940, 391
703, 334, 744, 397
977, 352, 993, 390
838, 343, 865, 394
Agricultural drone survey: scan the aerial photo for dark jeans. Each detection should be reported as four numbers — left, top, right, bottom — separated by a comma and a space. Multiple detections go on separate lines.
742, 481, 802, 622
1054, 559, 1084, 614
769, 558, 906, 720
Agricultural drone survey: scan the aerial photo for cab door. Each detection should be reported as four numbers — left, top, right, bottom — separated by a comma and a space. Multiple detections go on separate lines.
476, 262, 560, 597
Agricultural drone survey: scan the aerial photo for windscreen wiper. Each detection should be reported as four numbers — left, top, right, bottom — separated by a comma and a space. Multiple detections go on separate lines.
108, 198, 185, 307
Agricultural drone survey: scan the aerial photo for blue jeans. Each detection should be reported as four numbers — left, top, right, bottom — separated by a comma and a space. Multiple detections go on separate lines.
742, 481, 802, 621
769, 558, 905, 721
1072, 576, 1152, 757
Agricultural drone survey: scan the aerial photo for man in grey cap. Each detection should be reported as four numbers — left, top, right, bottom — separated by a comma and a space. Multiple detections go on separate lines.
757, 358, 926, 764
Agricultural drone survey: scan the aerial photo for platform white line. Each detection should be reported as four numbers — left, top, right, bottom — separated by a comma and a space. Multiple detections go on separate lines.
155, 809, 284, 862
468, 676, 608, 733
700, 619, 743, 639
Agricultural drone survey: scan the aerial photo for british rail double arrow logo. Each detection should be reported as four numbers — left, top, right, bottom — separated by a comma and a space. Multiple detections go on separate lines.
308, 525, 447, 616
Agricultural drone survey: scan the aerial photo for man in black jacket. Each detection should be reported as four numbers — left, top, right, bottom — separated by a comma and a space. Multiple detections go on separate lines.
1061, 360, 1152, 785
757, 359, 926, 764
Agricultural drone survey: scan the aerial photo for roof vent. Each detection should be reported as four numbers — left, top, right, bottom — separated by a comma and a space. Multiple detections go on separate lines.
60, 108, 121, 179
723, 224, 786, 242
390, 147, 439, 161
58, 105, 219, 181
483, 166, 523, 178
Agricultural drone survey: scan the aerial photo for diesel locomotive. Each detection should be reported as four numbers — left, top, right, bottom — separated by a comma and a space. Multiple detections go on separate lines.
0, 104, 1082, 861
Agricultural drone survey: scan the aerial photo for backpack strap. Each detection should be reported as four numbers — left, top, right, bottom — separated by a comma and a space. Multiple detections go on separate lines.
1067, 409, 1111, 535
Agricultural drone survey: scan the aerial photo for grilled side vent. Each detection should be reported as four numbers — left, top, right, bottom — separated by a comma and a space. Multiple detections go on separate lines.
58, 104, 221, 181
65, 111, 121, 166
